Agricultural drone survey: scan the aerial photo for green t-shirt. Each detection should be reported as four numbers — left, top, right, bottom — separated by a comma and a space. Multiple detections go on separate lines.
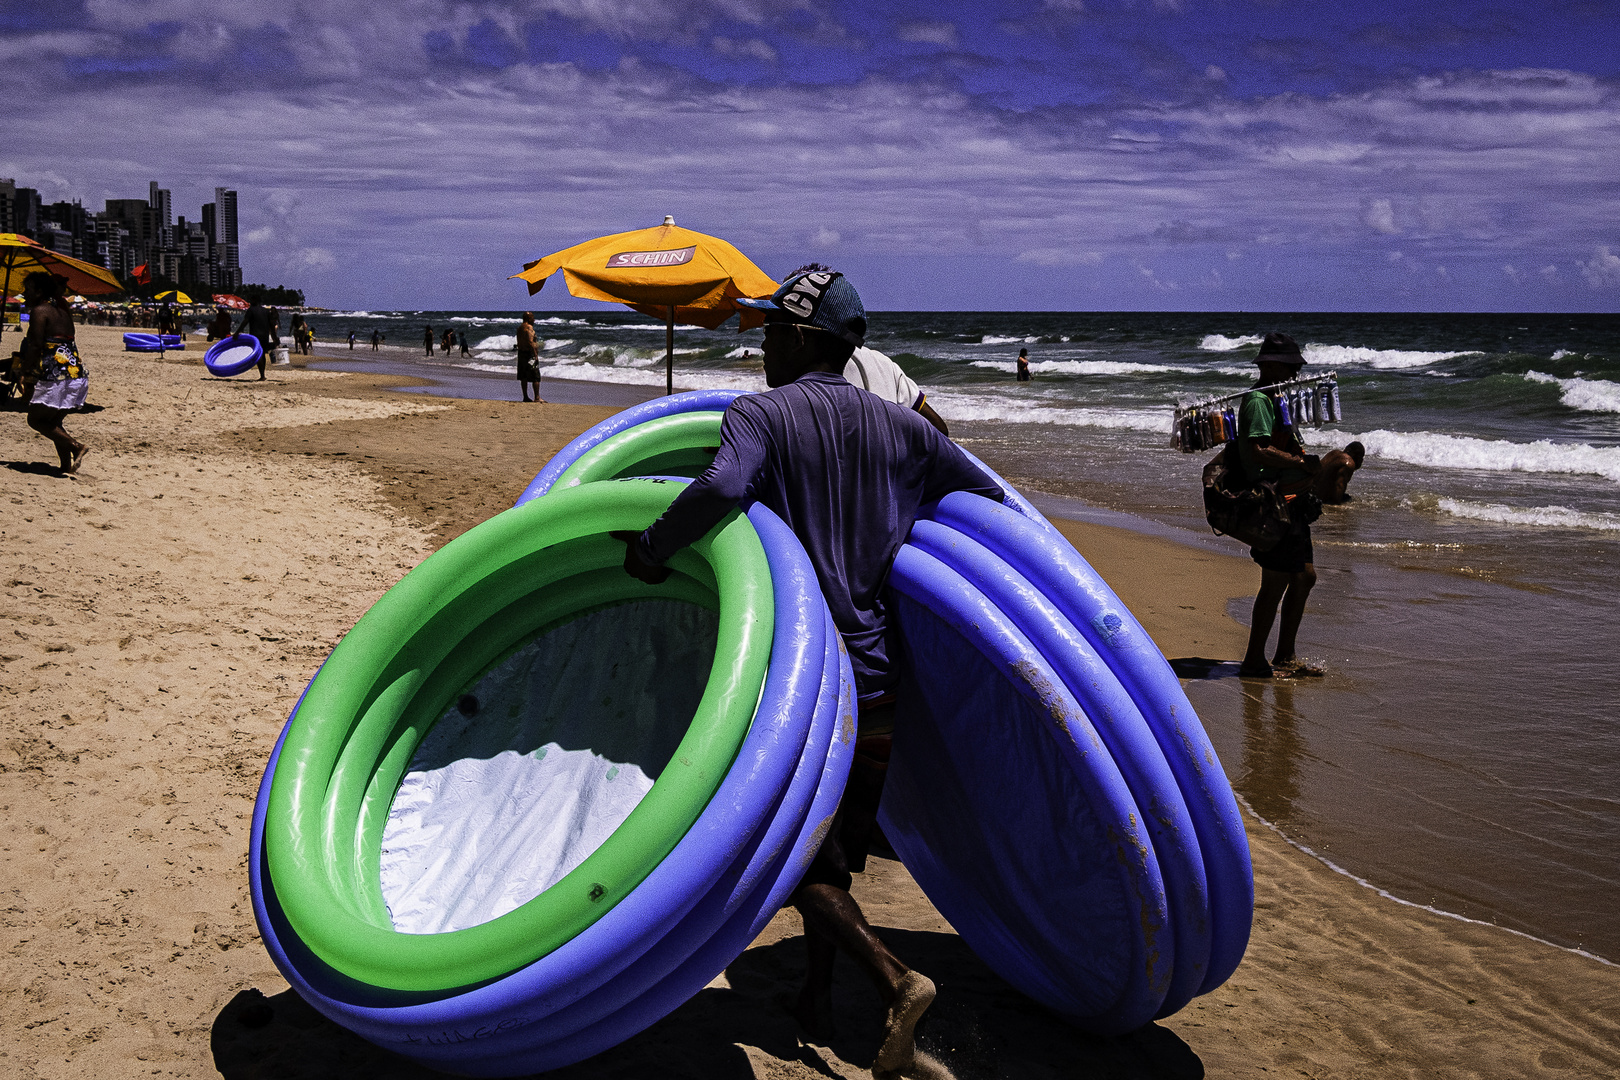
1237, 389, 1307, 485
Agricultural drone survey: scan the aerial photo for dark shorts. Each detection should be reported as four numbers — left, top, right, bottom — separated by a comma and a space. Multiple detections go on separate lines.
1252, 521, 1313, 574
796, 700, 895, 895
517, 355, 540, 380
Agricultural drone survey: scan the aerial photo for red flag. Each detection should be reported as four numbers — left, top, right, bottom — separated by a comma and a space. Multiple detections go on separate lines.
133, 263, 151, 285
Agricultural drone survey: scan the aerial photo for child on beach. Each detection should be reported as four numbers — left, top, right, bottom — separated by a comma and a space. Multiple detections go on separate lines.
19, 272, 90, 475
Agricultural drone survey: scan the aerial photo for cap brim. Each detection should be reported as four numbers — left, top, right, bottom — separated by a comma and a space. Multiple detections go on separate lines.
734, 296, 780, 311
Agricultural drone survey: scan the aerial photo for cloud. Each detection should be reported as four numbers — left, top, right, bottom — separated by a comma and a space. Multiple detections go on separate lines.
7, 5, 1619, 309
710, 36, 776, 63
1363, 198, 1399, 235
895, 20, 958, 49
1016, 248, 1103, 266
1578, 245, 1620, 287
1502, 263, 1525, 283
287, 247, 337, 271
810, 226, 840, 247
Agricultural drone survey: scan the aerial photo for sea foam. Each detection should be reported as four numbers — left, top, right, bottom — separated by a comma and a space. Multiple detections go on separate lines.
981, 335, 1040, 345
1436, 498, 1620, 532
1523, 371, 1620, 415
1303, 345, 1473, 370
971, 359, 1188, 376
1337, 429, 1620, 484
927, 390, 1166, 433
1199, 334, 1263, 351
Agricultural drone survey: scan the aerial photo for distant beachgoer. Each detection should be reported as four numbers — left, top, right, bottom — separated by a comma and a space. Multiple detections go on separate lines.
371, 329, 382, 351
20, 272, 89, 475
1312, 442, 1365, 505
459, 331, 470, 357
423, 325, 434, 356
843, 344, 950, 435
1238, 332, 1323, 679
207, 307, 232, 341
1016, 347, 1031, 382
441, 328, 455, 355
516, 311, 544, 403
234, 298, 280, 380
348, 330, 356, 351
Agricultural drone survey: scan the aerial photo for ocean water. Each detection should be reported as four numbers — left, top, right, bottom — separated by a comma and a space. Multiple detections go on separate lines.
311, 309, 1620, 961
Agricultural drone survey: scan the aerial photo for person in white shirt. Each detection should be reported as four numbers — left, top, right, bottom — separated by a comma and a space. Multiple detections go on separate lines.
843, 345, 950, 435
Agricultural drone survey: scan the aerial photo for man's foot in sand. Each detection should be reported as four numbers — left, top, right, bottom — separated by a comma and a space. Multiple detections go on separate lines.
875, 971, 936, 1074
1272, 657, 1325, 678
1238, 660, 1273, 678
68, 446, 88, 475
874, 1049, 955, 1080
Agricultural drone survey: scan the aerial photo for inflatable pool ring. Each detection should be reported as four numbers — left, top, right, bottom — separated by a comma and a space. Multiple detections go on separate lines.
161, 333, 184, 348
904, 515, 1212, 1017
123, 332, 164, 352
204, 333, 262, 377
251, 484, 857, 1072
263, 480, 774, 992
922, 493, 1253, 998
883, 542, 1170, 1029
518, 389, 744, 504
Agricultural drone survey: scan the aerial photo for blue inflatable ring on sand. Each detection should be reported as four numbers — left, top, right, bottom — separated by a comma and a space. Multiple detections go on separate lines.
251, 492, 855, 1073
123, 332, 163, 351
204, 333, 262, 377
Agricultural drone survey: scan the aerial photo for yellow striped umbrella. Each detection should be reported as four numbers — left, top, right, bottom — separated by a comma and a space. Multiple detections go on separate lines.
1, 233, 123, 341
512, 217, 776, 394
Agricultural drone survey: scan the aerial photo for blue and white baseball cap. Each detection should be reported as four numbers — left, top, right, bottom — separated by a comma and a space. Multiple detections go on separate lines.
737, 268, 867, 346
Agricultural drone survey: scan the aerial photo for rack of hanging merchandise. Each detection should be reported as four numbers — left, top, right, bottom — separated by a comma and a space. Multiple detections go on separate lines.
1172, 371, 1341, 453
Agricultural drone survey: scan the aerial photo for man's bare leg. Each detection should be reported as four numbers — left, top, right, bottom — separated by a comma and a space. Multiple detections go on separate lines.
792, 883, 936, 1072
1272, 563, 1316, 665
1240, 569, 1290, 677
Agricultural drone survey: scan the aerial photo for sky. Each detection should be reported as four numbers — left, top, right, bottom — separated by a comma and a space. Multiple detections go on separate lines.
3, 0, 1619, 312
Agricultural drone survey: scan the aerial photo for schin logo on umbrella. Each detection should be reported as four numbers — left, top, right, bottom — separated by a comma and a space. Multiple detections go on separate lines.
605, 246, 697, 269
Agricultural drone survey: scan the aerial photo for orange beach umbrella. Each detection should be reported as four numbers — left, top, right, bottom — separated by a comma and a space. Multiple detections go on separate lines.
512, 216, 777, 394
0, 232, 124, 342
213, 293, 250, 310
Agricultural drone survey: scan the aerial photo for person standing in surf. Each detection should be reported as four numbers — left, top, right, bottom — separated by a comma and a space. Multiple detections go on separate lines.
1238, 332, 1323, 678
516, 312, 545, 403
1016, 347, 1031, 382
619, 268, 998, 1079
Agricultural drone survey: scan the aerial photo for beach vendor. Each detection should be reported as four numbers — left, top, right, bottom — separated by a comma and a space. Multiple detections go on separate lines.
619, 268, 1000, 1079
20, 272, 89, 475
516, 311, 545, 403
233, 298, 280, 381
1238, 332, 1323, 679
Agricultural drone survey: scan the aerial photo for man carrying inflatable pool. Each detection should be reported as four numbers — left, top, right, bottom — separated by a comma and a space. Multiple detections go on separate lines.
620, 269, 999, 1079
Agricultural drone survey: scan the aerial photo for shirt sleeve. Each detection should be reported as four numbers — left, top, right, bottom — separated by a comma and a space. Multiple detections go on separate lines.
636, 402, 770, 565
918, 423, 1004, 505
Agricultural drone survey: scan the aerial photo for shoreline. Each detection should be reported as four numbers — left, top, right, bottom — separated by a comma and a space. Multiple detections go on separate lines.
3, 325, 1616, 1077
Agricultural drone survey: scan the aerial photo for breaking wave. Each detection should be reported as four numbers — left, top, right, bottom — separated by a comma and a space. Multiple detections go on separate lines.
1523, 371, 1620, 415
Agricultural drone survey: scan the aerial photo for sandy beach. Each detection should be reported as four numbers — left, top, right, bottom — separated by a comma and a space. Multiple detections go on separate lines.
3, 325, 1618, 1079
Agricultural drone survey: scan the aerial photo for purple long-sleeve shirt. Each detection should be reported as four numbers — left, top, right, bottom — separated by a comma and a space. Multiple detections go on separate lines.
635, 371, 1002, 694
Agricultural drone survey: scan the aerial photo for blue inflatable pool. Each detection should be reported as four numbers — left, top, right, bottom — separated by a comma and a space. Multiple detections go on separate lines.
123, 332, 183, 351
204, 334, 262, 377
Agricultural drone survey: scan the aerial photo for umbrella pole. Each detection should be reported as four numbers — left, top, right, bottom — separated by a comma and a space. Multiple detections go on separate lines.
665, 306, 675, 396
0, 249, 13, 345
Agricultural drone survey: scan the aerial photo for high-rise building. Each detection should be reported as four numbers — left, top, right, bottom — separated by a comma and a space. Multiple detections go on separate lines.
148, 181, 172, 248
0, 178, 14, 233
214, 187, 241, 289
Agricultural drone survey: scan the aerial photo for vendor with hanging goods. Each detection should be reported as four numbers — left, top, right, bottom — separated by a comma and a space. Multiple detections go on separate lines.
1238, 332, 1323, 679
619, 267, 999, 1079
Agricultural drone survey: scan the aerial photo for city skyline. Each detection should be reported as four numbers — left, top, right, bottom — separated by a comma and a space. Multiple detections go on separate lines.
3, 1, 1617, 312
2, 175, 243, 293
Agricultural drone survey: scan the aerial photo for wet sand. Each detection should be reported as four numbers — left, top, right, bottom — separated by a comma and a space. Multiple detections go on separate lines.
3, 325, 1618, 1078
